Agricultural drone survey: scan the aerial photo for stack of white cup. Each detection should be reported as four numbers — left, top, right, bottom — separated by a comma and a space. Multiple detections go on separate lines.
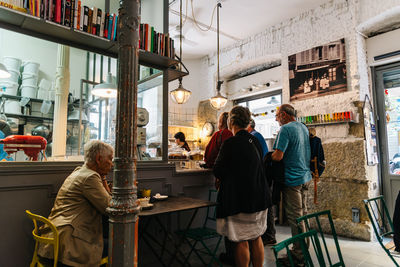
0, 57, 21, 96
21, 61, 40, 98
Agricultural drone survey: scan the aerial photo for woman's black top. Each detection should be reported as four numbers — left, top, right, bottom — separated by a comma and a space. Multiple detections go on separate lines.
213, 130, 272, 218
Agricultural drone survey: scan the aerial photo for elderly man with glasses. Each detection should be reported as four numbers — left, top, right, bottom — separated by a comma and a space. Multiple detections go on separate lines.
272, 104, 312, 265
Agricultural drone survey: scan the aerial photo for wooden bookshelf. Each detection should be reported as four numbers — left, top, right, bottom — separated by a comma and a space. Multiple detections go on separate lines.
0, 6, 187, 81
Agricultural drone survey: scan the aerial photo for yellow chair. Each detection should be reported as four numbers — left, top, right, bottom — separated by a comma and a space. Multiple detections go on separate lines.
25, 210, 59, 267
26, 210, 109, 267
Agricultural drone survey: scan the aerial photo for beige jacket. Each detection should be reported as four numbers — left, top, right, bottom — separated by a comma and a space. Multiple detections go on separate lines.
38, 164, 112, 267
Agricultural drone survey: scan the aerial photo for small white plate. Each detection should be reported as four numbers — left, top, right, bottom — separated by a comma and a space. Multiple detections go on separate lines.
154, 195, 168, 200
141, 203, 154, 210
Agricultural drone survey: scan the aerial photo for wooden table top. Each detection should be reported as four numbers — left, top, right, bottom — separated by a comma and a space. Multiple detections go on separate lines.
139, 196, 216, 217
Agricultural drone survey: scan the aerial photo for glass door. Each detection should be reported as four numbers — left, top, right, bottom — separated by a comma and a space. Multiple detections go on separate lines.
374, 62, 400, 214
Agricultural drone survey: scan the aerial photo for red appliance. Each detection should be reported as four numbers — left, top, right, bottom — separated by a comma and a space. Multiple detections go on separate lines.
0, 135, 47, 161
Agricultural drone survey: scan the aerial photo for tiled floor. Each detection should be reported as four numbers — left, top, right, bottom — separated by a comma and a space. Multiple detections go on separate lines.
260, 225, 396, 267
214, 225, 397, 266
141, 225, 399, 266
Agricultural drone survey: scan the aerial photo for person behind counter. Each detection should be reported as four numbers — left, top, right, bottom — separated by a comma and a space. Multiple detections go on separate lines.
38, 140, 113, 267
174, 131, 191, 151
204, 112, 233, 168
214, 105, 271, 267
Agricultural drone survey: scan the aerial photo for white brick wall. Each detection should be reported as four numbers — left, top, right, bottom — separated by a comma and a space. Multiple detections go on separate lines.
198, 0, 400, 140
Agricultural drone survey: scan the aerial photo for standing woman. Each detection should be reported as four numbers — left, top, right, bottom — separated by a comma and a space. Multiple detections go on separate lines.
214, 106, 271, 267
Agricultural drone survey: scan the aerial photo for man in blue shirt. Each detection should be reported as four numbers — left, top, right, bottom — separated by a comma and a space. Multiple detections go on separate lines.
247, 119, 268, 158
272, 104, 311, 263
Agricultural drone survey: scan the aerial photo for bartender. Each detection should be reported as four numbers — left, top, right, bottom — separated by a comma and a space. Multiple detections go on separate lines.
174, 132, 190, 151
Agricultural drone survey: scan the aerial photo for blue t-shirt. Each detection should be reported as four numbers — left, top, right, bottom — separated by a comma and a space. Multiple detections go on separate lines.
273, 121, 311, 186
250, 130, 268, 158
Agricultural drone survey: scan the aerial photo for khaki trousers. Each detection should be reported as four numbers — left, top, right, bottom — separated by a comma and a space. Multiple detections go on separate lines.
282, 180, 310, 259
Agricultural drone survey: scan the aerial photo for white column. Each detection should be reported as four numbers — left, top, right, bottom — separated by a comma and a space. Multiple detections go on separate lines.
52, 45, 70, 159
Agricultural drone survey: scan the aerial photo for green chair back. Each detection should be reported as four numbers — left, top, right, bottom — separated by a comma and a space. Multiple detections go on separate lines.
273, 229, 326, 267
364, 196, 399, 267
203, 189, 218, 228
296, 210, 345, 266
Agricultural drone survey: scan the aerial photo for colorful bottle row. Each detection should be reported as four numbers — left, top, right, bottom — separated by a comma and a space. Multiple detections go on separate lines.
298, 111, 353, 124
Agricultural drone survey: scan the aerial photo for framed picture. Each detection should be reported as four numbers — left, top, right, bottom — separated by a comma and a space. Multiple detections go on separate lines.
289, 38, 347, 101
363, 94, 379, 166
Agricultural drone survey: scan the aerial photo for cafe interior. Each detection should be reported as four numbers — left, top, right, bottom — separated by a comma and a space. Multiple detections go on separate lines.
1, 0, 400, 266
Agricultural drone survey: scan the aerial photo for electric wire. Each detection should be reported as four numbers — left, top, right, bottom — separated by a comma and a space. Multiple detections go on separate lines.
190, 0, 218, 32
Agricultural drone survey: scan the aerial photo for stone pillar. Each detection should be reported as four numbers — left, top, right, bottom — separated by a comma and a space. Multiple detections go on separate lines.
106, 0, 140, 266
52, 45, 70, 159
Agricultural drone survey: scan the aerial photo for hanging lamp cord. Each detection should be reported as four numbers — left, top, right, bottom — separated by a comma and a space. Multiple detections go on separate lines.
179, 0, 183, 72
216, 3, 223, 91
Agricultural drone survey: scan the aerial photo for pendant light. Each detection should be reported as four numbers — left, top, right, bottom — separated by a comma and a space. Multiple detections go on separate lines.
92, 72, 117, 98
170, 0, 191, 104
0, 63, 11, 79
209, 3, 227, 110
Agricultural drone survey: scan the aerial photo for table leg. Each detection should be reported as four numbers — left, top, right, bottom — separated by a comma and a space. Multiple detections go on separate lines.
139, 215, 188, 266
167, 208, 199, 267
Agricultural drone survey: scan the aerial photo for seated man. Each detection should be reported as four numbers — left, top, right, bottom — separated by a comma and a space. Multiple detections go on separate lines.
38, 140, 113, 266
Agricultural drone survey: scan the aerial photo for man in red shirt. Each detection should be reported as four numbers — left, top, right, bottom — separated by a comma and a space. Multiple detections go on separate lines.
204, 112, 232, 168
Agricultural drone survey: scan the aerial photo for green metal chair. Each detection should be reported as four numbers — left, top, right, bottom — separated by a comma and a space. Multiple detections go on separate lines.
364, 195, 399, 267
296, 210, 345, 266
273, 229, 326, 267
177, 189, 222, 266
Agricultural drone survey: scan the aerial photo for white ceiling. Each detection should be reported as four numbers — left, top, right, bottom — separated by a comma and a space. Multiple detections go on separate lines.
169, 0, 330, 59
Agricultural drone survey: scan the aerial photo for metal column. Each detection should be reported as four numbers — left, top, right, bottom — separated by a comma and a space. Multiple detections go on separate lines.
106, 0, 141, 266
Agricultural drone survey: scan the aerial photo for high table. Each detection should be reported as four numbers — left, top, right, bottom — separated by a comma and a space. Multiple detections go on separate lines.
139, 196, 216, 267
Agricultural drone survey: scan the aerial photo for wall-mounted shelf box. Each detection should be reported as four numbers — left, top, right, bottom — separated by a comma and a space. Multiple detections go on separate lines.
303, 120, 355, 127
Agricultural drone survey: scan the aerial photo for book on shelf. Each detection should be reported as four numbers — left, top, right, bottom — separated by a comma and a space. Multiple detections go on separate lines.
63, 0, 71, 27
82, 5, 88, 32
96, 8, 101, 36
103, 12, 109, 38
87, 7, 92, 33
99, 9, 105, 37
79, 3, 83, 30
91, 7, 97, 35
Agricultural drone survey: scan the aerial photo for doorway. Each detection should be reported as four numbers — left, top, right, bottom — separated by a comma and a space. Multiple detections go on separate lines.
374, 62, 400, 214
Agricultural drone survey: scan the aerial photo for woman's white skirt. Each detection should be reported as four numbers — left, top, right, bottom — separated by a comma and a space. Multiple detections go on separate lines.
216, 208, 268, 242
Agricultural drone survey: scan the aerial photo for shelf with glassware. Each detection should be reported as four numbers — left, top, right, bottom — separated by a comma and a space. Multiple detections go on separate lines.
0, 93, 55, 123
0, 5, 188, 81
298, 111, 356, 126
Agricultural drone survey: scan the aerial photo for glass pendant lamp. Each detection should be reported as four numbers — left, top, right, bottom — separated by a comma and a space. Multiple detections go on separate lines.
209, 3, 227, 110
170, 0, 191, 104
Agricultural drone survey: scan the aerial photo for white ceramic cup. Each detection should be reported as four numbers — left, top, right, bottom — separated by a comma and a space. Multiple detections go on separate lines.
4, 100, 21, 114
3, 57, 22, 71
20, 85, 37, 98
22, 61, 40, 75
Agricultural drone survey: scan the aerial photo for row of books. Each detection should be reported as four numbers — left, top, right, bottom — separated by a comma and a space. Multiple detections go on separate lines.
1, 1, 176, 59
23, 0, 118, 41
139, 23, 175, 59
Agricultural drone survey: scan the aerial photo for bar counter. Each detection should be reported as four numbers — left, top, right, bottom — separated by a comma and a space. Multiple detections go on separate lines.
0, 161, 215, 267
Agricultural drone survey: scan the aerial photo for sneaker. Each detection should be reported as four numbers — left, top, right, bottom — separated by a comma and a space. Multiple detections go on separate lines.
219, 252, 235, 266
263, 238, 277, 246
